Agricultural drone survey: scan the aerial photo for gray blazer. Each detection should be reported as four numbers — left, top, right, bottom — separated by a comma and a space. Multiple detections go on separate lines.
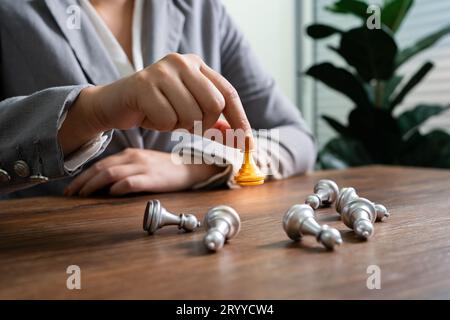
0, 0, 315, 198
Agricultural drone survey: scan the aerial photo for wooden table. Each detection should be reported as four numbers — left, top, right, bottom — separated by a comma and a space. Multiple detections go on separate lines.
1, 166, 450, 299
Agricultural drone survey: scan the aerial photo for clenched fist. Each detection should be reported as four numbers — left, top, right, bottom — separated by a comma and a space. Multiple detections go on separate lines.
59, 53, 253, 155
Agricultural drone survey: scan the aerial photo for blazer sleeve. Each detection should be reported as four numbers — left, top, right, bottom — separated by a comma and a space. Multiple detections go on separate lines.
216, 2, 316, 178
0, 86, 112, 194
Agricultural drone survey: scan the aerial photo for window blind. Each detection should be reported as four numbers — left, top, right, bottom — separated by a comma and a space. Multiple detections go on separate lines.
310, 0, 450, 147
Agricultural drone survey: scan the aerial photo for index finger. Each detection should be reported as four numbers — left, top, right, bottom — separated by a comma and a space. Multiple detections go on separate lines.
200, 64, 254, 150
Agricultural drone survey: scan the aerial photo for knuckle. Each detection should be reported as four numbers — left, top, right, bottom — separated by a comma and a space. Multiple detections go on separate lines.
123, 148, 135, 155
178, 119, 194, 130
237, 117, 250, 131
124, 148, 140, 160
157, 118, 177, 131
165, 52, 189, 68
136, 151, 145, 160
210, 95, 226, 114
224, 85, 240, 102
92, 162, 104, 173
168, 117, 178, 130
179, 113, 202, 130
123, 178, 135, 190
151, 64, 171, 82
186, 53, 203, 65
165, 52, 182, 61
134, 70, 156, 92
134, 70, 148, 85
104, 167, 117, 180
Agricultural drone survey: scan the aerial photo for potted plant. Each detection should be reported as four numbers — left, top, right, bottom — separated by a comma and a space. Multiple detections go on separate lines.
306, 0, 450, 169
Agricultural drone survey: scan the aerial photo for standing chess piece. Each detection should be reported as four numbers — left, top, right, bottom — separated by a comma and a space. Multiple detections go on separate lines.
340, 198, 376, 240
143, 200, 200, 235
203, 205, 241, 251
283, 204, 342, 250
305, 179, 339, 209
235, 137, 265, 186
336, 187, 390, 222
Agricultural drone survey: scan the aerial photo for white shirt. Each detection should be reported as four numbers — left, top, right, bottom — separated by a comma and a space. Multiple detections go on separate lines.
80, 0, 144, 75
62, 0, 145, 172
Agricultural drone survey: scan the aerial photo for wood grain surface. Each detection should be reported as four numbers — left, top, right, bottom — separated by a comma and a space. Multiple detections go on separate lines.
1, 165, 450, 299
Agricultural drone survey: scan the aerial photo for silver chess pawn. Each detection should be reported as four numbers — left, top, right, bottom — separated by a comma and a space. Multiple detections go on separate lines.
340, 197, 377, 240
203, 205, 241, 252
283, 204, 342, 250
143, 200, 200, 235
373, 203, 389, 222
305, 179, 340, 209
336, 187, 390, 222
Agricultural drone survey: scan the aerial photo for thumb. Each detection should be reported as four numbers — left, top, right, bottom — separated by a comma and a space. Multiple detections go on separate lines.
213, 119, 243, 149
213, 119, 232, 134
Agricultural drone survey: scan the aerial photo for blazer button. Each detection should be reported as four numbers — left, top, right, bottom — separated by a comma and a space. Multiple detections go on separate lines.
0, 169, 11, 183
30, 174, 49, 184
14, 160, 31, 178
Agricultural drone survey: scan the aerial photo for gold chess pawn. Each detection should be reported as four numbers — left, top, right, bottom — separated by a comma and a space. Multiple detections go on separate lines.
235, 137, 265, 187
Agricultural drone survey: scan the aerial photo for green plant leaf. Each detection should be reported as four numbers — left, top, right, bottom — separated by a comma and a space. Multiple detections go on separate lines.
306, 24, 342, 39
318, 136, 373, 170
325, 0, 369, 20
382, 75, 403, 108
336, 27, 398, 81
396, 24, 450, 68
399, 130, 450, 168
381, 0, 414, 33
389, 61, 434, 110
306, 63, 372, 108
348, 107, 402, 163
397, 104, 450, 136
363, 82, 376, 106
322, 115, 351, 136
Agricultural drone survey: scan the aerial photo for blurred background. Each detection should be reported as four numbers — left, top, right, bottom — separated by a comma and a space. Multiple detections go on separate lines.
225, 0, 450, 169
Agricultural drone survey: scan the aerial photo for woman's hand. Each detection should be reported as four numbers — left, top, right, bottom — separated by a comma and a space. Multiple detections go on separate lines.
64, 148, 224, 196
59, 53, 253, 155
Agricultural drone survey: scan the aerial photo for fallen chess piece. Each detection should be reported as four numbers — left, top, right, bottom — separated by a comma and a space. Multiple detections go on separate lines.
373, 203, 389, 222
143, 200, 200, 235
340, 197, 377, 240
336, 187, 390, 222
203, 205, 241, 251
305, 179, 339, 209
235, 137, 265, 187
283, 204, 342, 250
